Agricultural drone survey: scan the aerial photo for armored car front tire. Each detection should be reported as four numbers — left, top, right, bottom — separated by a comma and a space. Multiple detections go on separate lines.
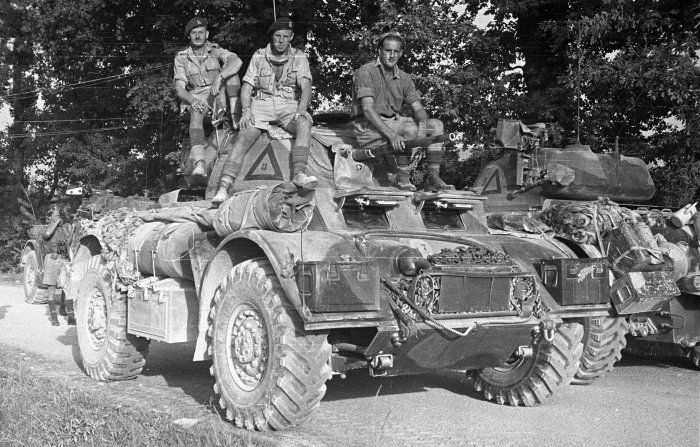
209, 259, 332, 431
21, 247, 48, 304
571, 316, 627, 385
468, 322, 584, 406
75, 255, 149, 381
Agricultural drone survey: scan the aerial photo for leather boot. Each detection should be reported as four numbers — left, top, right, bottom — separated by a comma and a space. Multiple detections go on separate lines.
211, 175, 235, 205
395, 169, 417, 192
423, 144, 454, 191
190, 160, 207, 186
292, 171, 318, 190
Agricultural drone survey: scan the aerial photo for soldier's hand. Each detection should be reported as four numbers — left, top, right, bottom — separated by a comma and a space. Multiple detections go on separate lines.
191, 98, 209, 114
389, 133, 406, 152
240, 109, 254, 129
210, 76, 222, 96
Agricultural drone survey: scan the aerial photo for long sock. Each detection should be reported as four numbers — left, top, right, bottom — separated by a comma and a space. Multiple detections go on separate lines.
292, 145, 310, 175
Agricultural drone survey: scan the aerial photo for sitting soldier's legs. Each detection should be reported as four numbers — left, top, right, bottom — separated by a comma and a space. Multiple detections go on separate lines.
284, 114, 317, 189
188, 107, 207, 183
211, 126, 262, 204
224, 75, 241, 127
394, 118, 418, 191
423, 118, 453, 191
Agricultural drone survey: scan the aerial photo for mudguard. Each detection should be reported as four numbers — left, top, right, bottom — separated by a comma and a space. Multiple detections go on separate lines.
193, 229, 369, 360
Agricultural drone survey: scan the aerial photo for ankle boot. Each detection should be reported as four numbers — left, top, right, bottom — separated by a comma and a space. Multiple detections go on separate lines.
423, 172, 454, 191
395, 170, 417, 192
292, 171, 318, 190
211, 175, 235, 205
190, 160, 207, 185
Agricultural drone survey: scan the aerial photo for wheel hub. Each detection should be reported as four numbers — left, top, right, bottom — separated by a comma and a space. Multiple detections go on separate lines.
87, 289, 107, 350
228, 304, 268, 391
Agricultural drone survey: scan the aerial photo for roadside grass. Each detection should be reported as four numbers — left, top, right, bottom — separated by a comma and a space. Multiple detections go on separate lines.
0, 272, 22, 286
0, 346, 271, 447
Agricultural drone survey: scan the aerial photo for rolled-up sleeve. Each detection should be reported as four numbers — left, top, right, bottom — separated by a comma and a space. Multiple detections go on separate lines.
402, 74, 421, 105
173, 55, 187, 84
353, 67, 375, 99
242, 51, 262, 86
214, 46, 237, 65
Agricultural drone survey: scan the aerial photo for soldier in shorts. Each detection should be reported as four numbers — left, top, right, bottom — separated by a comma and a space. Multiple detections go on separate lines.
211, 17, 316, 204
174, 17, 243, 185
352, 31, 453, 191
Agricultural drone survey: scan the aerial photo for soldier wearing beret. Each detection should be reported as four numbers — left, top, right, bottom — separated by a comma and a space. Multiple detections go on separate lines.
351, 31, 453, 191
174, 17, 243, 185
211, 16, 315, 204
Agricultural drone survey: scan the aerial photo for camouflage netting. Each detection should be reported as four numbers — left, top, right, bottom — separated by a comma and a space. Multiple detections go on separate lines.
539, 198, 639, 245
92, 208, 144, 281
428, 245, 514, 265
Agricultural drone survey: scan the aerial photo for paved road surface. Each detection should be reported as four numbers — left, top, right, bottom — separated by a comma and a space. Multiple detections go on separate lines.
1, 284, 698, 446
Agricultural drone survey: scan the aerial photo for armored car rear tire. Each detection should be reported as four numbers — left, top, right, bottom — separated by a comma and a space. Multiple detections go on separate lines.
468, 322, 584, 406
571, 316, 627, 385
22, 247, 48, 304
209, 259, 332, 431
75, 255, 149, 381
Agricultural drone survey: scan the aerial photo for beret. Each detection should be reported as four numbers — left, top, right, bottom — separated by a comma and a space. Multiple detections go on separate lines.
268, 17, 293, 35
185, 17, 208, 39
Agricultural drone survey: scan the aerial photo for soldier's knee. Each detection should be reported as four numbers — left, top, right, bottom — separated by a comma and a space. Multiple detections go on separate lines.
188, 109, 205, 126
224, 75, 241, 95
401, 120, 418, 139
427, 118, 443, 135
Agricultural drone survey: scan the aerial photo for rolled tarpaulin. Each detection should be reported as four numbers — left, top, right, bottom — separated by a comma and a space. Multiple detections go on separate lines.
213, 182, 315, 236
127, 221, 204, 280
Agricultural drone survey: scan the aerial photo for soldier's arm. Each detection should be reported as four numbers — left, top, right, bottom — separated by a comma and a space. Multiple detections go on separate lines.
296, 78, 312, 118
239, 82, 255, 128
210, 53, 243, 95
410, 100, 429, 138
360, 96, 406, 151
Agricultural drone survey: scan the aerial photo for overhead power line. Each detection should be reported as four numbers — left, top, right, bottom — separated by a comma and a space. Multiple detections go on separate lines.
2, 64, 170, 100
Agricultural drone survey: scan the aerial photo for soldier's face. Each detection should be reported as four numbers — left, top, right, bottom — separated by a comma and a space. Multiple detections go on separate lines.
378, 38, 402, 71
189, 27, 208, 47
271, 30, 294, 54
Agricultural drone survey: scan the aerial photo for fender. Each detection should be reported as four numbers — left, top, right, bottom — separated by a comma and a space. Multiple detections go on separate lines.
193, 229, 359, 361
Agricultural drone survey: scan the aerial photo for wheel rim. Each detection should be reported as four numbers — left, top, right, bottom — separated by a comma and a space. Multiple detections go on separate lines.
24, 252, 37, 295
491, 355, 529, 373
226, 303, 269, 392
87, 288, 107, 351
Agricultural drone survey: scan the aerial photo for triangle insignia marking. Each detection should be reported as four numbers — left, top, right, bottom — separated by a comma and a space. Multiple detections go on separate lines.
244, 143, 284, 180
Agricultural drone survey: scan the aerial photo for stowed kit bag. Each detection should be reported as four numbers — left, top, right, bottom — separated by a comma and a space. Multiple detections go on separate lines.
214, 181, 315, 236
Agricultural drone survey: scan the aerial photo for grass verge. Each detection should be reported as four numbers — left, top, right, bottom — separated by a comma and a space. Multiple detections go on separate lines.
0, 345, 271, 447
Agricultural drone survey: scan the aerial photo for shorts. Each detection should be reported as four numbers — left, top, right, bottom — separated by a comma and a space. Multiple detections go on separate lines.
180, 85, 227, 116
352, 115, 415, 149
250, 96, 312, 131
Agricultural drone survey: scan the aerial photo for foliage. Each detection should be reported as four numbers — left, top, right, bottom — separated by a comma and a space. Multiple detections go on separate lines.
0, 1, 698, 270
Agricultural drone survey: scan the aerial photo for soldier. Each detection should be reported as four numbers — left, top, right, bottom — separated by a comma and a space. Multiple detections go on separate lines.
174, 17, 243, 184
211, 17, 316, 204
351, 31, 453, 191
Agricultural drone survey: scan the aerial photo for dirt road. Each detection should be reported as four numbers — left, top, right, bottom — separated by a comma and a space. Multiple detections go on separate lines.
1, 284, 698, 446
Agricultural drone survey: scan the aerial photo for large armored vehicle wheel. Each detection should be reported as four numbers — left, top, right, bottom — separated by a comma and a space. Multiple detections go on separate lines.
21, 247, 48, 304
468, 322, 583, 406
571, 316, 627, 385
76, 255, 149, 381
209, 259, 332, 431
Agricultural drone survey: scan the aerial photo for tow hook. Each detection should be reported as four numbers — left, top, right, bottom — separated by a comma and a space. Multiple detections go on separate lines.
539, 320, 556, 343
370, 354, 394, 377
514, 346, 534, 358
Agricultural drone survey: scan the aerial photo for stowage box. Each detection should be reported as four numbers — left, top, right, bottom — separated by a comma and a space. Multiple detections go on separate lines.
540, 258, 610, 306
296, 260, 380, 312
127, 277, 198, 342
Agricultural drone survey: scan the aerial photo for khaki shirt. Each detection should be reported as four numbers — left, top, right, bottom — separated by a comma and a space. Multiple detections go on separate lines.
351, 59, 421, 119
173, 42, 238, 89
242, 45, 312, 100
